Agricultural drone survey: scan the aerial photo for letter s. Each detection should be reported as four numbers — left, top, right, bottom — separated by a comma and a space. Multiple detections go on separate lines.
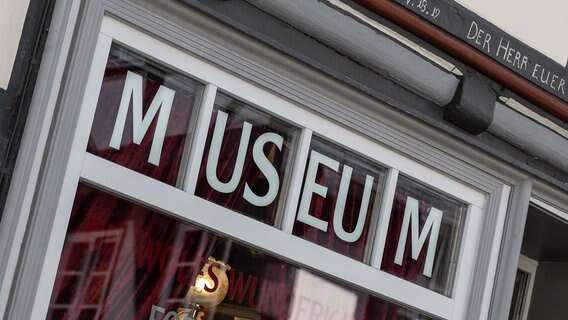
204, 263, 220, 293
243, 132, 284, 207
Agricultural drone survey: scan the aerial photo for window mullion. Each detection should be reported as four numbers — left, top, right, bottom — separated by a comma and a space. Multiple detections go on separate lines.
280, 128, 312, 233
370, 168, 399, 268
181, 83, 217, 194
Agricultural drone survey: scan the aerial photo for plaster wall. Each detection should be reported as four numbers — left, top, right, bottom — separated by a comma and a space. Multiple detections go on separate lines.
457, 0, 568, 66
0, 0, 31, 89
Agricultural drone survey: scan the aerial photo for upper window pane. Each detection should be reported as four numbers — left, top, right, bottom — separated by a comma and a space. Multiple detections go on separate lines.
195, 92, 299, 225
47, 184, 435, 320
88, 44, 202, 185
293, 137, 386, 262
380, 175, 467, 296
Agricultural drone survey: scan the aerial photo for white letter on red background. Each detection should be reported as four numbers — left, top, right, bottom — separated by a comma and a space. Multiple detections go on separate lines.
243, 132, 283, 207
394, 196, 443, 277
206, 110, 252, 194
109, 71, 175, 166
297, 150, 339, 231
333, 166, 374, 243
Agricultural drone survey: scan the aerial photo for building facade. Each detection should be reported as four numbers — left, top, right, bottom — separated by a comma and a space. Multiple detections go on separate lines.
1, 0, 567, 319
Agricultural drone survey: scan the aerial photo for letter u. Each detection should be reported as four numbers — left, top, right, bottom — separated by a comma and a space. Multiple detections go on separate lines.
206, 111, 252, 193
333, 166, 374, 243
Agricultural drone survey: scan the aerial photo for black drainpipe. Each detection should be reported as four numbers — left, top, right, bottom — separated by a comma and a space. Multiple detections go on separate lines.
0, 0, 56, 218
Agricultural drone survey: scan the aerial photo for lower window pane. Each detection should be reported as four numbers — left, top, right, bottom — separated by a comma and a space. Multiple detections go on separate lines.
48, 184, 434, 319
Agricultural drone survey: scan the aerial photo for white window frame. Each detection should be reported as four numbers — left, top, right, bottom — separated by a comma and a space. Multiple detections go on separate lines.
512, 255, 538, 320
531, 197, 568, 223
25, 16, 489, 320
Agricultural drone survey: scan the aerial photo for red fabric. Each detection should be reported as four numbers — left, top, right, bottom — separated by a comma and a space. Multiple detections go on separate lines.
48, 184, 432, 319
381, 189, 430, 282
381, 183, 459, 296
46, 184, 295, 319
356, 295, 422, 320
88, 49, 197, 185
54, 46, 434, 320
48, 184, 218, 319
292, 148, 380, 262
195, 108, 291, 225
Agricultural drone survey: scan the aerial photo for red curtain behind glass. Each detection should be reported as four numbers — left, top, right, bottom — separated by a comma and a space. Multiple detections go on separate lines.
88, 50, 196, 185
292, 151, 379, 262
47, 185, 296, 320
381, 188, 429, 281
49, 184, 432, 320
51, 46, 435, 320
195, 108, 290, 225
381, 185, 458, 296
48, 184, 218, 319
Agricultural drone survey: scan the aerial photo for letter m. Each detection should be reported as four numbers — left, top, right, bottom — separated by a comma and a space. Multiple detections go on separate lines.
109, 71, 175, 166
394, 196, 443, 277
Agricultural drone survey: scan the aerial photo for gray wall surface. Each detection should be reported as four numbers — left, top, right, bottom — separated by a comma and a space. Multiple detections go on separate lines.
528, 262, 568, 319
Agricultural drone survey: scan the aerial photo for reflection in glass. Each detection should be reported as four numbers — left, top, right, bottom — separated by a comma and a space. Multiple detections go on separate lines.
196, 92, 298, 225
48, 184, 434, 319
508, 270, 530, 320
88, 44, 202, 185
381, 175, 467, 296
293, 137, 385, 262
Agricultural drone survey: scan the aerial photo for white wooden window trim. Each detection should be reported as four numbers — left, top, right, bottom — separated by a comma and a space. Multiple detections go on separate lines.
370, 168, 399, 267
29, 16, 489, 319
451, 205, 484, 318
479, 184, 512, 319
0, 0, 83, 315
182, 83, 217, 194
30, 32, 114, 319
281, 128, 313, 233
530, 197, 568, 222
516, 255, 538, 320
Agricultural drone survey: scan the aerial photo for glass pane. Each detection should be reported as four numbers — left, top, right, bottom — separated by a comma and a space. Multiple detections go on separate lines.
381, 175, 467, 296
88, 44, 202, 185
293, 137, 385, 262
195, 92, 298, 225
47, 184, 435, 319
508, 270, 530, 320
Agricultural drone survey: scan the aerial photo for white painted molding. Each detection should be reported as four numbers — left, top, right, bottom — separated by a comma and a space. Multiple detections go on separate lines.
0, 0, 81, 316
245, 0, 459, 106
489, 102, 568, 172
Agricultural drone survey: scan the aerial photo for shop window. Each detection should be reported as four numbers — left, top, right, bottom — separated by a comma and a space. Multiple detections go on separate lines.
47, 184, 435, 320
32, 16, 489, 319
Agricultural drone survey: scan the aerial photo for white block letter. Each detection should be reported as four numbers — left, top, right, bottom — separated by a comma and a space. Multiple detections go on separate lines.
206, 111, 252, 193
333, 165, 374, 242
297, 151, 339, 231
394, 196, 443, 277
109, 71, 175, 166
243, 132, 284, 206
